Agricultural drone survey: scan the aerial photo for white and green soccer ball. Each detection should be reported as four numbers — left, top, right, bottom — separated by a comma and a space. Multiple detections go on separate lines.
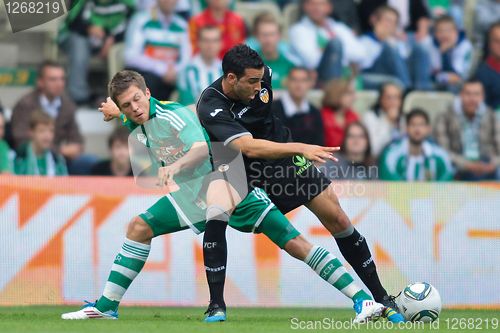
395, 282, 442, 322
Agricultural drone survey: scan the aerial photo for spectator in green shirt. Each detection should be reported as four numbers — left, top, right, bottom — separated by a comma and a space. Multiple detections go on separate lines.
14, 111, 68, 176
252, 12, 299, 89
0, 112, 13, 173
379, 109, 454, 181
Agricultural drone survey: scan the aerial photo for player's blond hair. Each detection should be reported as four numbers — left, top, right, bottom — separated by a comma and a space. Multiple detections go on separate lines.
108, 70, 147, 105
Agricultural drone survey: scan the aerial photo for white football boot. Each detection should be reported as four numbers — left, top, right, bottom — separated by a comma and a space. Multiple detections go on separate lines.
61, 301, 118, 320
353, 299, 385, 323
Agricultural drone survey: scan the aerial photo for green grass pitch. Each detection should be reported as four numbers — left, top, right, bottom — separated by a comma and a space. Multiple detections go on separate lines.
0, 306, 499, 333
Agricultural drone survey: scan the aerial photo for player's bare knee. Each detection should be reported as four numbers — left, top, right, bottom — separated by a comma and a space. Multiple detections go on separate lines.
321, 203, 352, 235
126, 217, 153, 243
284, 235, 312, 260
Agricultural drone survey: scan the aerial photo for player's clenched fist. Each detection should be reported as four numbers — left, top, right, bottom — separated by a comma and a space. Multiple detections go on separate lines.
99, 97, 121, 121
157, 164, 181, 188
300, 144, 340, 164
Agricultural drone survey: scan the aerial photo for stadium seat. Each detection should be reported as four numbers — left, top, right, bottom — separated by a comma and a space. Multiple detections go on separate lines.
76, 108, 115, 158
306, 89, 323, 109
402, 91, 454, 125
0, 43, 18, 67
0, 2, 8, 33
0, 86, 32, 110
464, 0, 478, 41
8, 16, 62, 62
282, 3, 300, 40
235, 1, 282, 28
305, 89, 377, 117
353, 90, 378, 116
108, 42, 125, 81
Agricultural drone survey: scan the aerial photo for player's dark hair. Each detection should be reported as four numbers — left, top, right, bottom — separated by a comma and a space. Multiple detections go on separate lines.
222, 45, 264, 79
108, 126, 129, 149
406, 108, 430, 125
108, 70, 147, 105
37, 60, 64, 79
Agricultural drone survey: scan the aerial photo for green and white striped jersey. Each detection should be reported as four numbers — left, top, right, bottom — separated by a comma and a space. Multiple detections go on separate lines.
122, 97, 212, 221
177, 54, 222, 105
88, 0, 135, 36
379, 138, 454, 181
124, 7, 191, 76
122, 97, 212, 183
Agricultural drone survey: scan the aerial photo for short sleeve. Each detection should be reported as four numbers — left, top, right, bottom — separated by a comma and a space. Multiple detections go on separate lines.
197, 90, 252, 146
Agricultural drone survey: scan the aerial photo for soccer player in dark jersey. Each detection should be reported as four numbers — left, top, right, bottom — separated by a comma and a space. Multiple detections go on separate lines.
197, 45, 404, 323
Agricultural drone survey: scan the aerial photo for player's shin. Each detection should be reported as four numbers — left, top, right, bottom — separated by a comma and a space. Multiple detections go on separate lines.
334, 225, 388, 302
94, 238, 151, 312
304, 245, 372, 303
203, 209, 229, 309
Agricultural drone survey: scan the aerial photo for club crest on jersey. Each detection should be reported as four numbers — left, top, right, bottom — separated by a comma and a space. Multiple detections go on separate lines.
259, 88, 269, 103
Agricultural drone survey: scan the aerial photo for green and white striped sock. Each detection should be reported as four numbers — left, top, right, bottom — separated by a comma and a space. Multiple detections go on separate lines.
305, 245, 372, 303
95, 238, 150, 312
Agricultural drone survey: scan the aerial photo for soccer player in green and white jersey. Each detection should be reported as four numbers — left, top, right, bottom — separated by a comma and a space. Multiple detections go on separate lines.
61, 70, 384, 323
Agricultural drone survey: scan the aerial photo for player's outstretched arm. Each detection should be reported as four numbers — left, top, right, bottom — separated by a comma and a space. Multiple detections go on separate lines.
230, 136, 339, 164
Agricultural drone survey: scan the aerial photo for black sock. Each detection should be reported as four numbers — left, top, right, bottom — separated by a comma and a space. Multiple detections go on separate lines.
203, 219, 227, 309
335, 228, 388, 302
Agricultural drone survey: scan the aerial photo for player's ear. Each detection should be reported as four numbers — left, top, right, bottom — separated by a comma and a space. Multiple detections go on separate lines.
227, 73, 237, 85
145, 88, 151, 99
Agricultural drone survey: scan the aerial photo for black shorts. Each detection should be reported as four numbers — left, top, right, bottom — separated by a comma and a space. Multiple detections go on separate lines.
247, 156, 332, 214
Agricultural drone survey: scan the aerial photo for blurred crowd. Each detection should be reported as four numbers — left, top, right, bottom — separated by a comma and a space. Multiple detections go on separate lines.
0, 0, 499, 182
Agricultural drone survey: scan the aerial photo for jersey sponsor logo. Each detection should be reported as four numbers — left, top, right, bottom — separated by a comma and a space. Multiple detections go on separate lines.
210, 108, 224, 117
259, 88, 269, 103
292, 155, 313, 175
157, 145, 186, 165
237, 106, 250, 118
292, 155, 308, 167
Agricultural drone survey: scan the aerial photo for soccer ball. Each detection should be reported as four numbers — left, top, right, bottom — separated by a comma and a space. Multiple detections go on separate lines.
395, 282, 442, 322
